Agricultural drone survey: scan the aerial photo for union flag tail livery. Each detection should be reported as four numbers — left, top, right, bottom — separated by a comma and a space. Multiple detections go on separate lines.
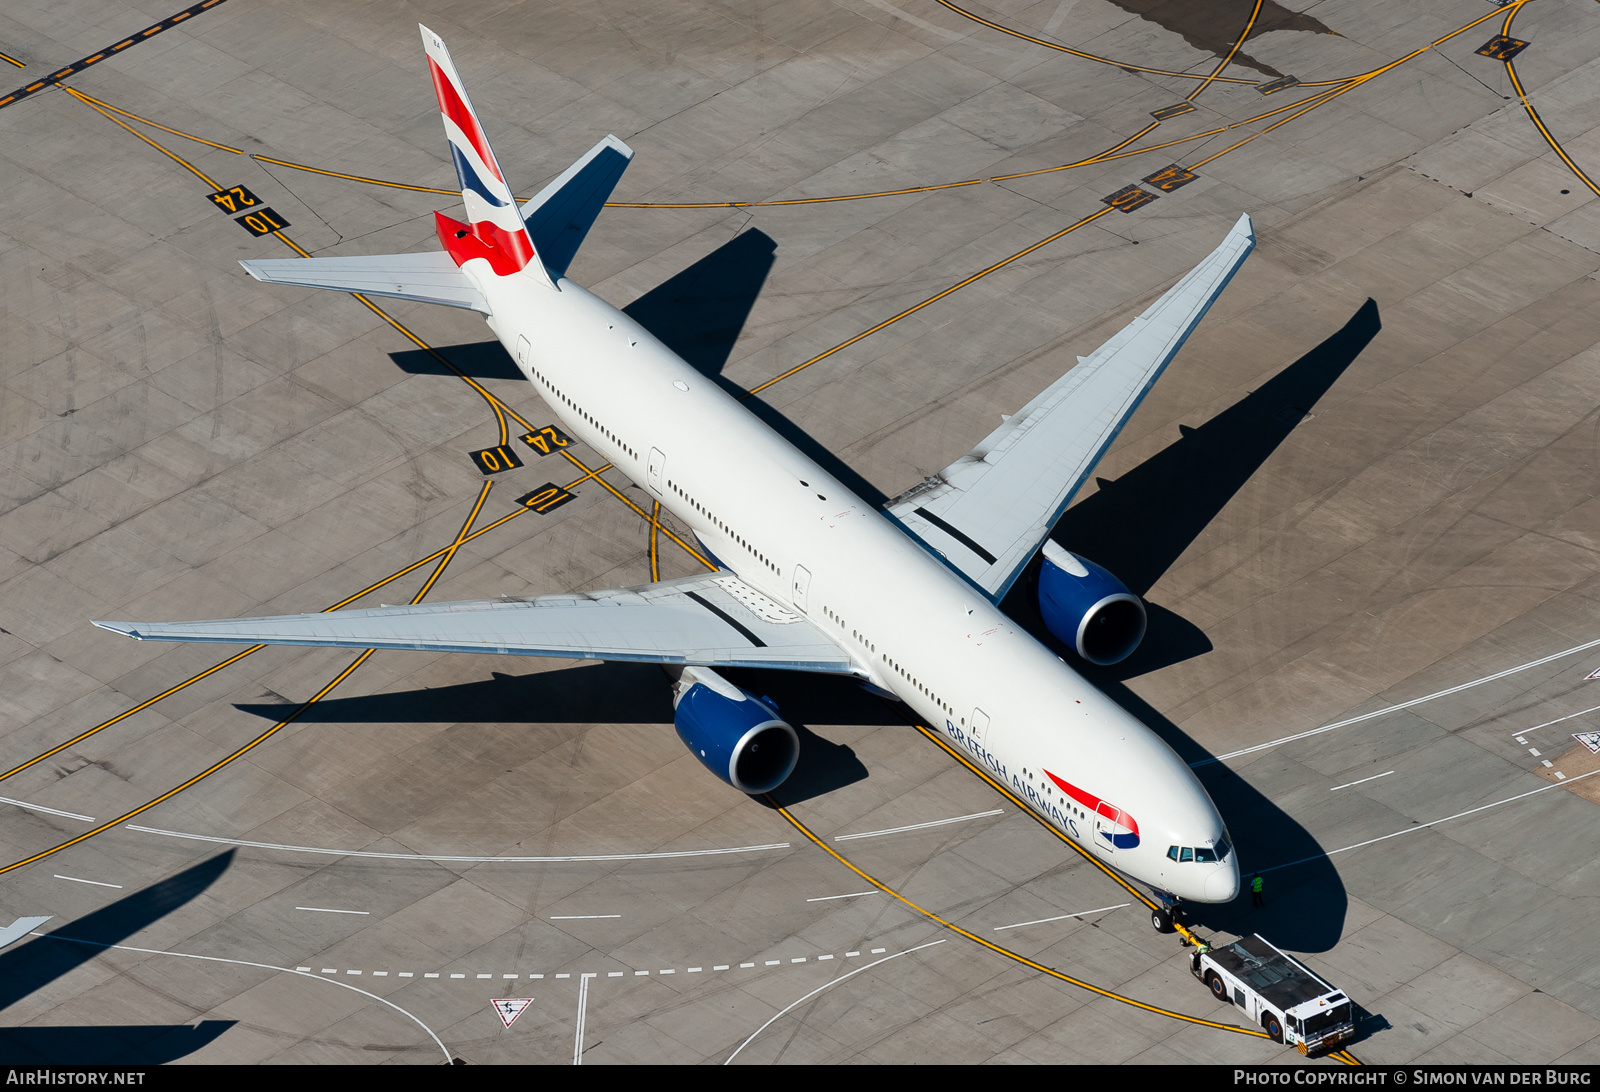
107, 25, 1260, 921
420, 24, 552, 285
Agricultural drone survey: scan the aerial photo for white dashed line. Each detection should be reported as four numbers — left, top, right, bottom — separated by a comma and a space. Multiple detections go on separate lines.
806, 890, 878, 902
296, 906, 369, 915
298, 945, 908, 982
53, 875, 122, 889
550, 915, 621, 920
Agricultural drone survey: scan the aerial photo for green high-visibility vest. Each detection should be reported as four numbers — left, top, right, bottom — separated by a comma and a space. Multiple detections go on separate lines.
1251, 876, 1263, 893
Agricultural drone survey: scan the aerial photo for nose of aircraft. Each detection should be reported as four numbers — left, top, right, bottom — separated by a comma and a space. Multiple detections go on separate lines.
1205, 860, 1240, 903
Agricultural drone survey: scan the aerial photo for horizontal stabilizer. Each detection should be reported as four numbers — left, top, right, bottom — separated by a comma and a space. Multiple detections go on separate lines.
521, 135, 633, 278
887, 214, 1256, 601
239, 251, 490, 312
94, 574, 857, 674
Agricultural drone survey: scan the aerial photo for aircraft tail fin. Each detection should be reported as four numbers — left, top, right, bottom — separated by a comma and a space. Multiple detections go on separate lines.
420, 24, 553, 288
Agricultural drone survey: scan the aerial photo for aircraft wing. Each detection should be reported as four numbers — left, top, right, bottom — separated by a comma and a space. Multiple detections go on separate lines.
93, 573, 858, 675
885, 214, 1255, 602
239, 250, 489, 312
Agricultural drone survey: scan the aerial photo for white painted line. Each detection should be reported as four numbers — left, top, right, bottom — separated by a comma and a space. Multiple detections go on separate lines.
37, 932, 450, 1063
790, 957, 806, 964
740, 962, 754, 968
503, 974, 516, 979
992, 903, 1131, 931
295, 906, 368, 915
476, 974, 492, 979
1264, 767, 1600, 873
556, 973, 570, 980
818, 954, 834, 961
725, 940, 947, 1064
845, 951, 860, 957
54, 875, 121, 889
1509, 702, 1600, 736
574, 971, 591, 1065
550, 915, 621, 920
1529, 747, 1542, 756
425, 973, 439, 978
871, 948, 886, 954
765, 960, 780, 966
347, 970, 361, 976
125, 824, 789, 862
2, 797, 95, 822
688, 967, 702, 973
450, 973, 464, 979
373, 971, 388, 977
1556, 771, 1567, 780
531, 974, 544, 980
399, 972, 412, 978
297, 966, 311, 972
634, 970, 648, 976
659, 969, 674, 975
321, 968, 336, 974
1197, 635, 1600, 766
1515, 736, 1527, 744
806, 890, 878, 902
834, 809, 1003, 841
1542, 760, 1553, 767
1329, 771, 1394, 791
714, 965, 729, 971
608, 971, 623, 977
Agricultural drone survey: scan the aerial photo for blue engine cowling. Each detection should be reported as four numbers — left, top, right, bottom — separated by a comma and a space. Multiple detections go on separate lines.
672, 667, 799, 794
1037, 541, 1147, 665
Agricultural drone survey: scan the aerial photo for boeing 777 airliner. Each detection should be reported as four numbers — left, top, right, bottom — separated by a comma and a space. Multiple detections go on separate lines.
97, 26, 1254, 925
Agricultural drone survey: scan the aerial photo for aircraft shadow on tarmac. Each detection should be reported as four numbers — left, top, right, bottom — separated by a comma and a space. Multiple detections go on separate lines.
236, 663, 875, 804
372, 244, 1379, 951
626, 228, 891, 508
0, 851, 236, 1063
1000, 298, 1382, 953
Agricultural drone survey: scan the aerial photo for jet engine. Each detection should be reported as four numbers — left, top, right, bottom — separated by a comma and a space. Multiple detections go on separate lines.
1036, 541, 1146, 665
671, 666, 799, 794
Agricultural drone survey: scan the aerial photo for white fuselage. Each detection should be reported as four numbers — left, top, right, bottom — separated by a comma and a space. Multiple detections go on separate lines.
475, 260, 1239, 904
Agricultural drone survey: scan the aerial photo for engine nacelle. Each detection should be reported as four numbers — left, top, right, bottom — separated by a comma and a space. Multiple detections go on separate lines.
1037, 541, 1147, 665
671, 667, 799, 794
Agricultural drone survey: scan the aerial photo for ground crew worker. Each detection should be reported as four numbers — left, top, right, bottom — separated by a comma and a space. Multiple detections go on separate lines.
1250, 872, 1264, 908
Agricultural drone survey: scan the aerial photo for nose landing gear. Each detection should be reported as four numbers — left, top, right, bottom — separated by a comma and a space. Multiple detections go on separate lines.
1149, 889, 1182, 934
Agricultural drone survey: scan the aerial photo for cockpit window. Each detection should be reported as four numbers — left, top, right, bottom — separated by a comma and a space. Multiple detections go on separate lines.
1170, 839, 1233, 863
